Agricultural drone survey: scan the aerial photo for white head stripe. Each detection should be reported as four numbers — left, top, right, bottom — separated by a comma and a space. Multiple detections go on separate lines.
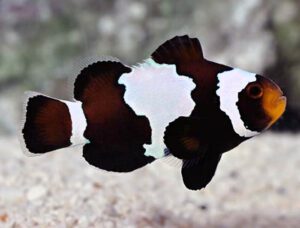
216, 68, 260, 138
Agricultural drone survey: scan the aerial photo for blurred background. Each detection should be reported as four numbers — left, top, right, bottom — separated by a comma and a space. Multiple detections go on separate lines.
0, 0, 299, 227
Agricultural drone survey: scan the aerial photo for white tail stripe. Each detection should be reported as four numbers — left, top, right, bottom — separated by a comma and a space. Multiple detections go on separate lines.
64, 101, 88, 145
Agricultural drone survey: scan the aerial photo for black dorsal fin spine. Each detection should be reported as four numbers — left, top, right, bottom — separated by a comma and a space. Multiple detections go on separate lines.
151, 35, 204, 65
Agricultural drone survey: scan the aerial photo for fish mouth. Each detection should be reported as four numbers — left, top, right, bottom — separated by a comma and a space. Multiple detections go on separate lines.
265, 94, 287, 128
277, 96, 287, 106
256, 75, 287, 129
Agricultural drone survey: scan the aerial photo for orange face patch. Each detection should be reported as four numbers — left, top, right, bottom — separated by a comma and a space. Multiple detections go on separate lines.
260, 79, 286, 128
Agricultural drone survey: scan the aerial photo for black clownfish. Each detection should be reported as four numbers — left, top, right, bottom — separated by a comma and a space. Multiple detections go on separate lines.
19, 35, 286, 190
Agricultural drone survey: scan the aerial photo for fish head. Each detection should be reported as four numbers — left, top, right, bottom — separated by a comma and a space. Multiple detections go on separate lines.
217, 68, 286, 138
237, 74, 286, 132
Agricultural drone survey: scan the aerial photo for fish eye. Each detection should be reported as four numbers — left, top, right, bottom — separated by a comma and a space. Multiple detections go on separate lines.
246, 83, 263, 99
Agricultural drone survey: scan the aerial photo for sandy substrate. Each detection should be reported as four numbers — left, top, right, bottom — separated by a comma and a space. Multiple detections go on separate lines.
0, 133, 299, 227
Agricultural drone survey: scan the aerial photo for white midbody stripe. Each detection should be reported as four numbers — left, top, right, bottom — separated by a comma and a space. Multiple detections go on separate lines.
216, 68, 260, 138
64, 101, 88, 146
119, 59, 196, 158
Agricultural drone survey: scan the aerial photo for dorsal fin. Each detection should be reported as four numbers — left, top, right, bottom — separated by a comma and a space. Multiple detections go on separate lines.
151, 35, 232, 110
151, 35, 204, 65
73, 60, 130, 102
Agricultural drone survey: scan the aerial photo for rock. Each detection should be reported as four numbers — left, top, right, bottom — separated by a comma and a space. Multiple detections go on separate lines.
0, 187, 23, 205
0, 134, 300, 226
26, 185, 47, 201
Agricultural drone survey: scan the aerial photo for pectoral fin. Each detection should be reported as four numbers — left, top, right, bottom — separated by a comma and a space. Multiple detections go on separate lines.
164, 117, 208, 160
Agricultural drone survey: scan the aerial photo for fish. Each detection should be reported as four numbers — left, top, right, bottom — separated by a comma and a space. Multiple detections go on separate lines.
19, 35, 287, 190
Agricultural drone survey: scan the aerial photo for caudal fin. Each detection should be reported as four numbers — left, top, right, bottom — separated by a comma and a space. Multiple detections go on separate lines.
20, 92, 87, 156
